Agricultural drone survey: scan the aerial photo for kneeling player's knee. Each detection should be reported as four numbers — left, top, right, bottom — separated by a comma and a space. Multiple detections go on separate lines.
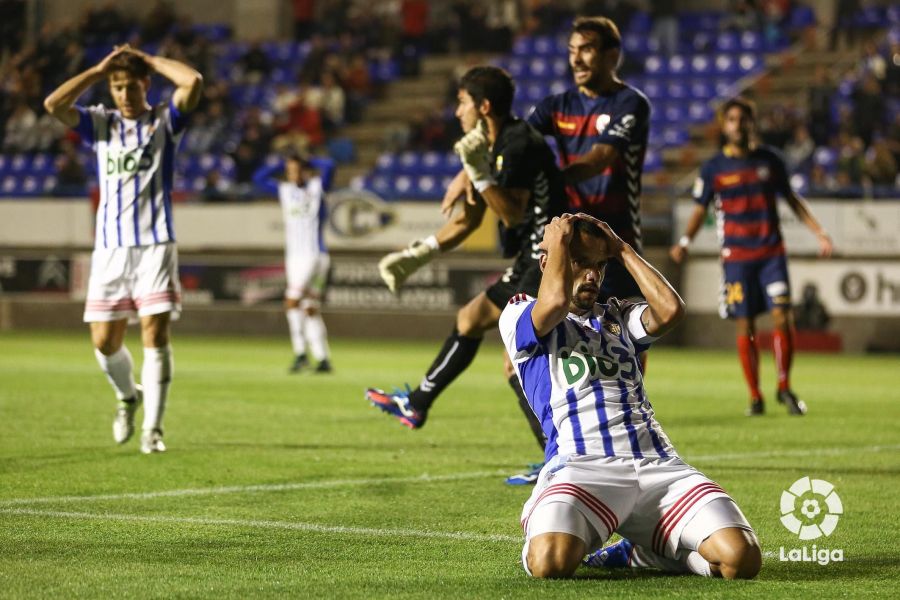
719, 537, 761, 580
526, 538, 581, 579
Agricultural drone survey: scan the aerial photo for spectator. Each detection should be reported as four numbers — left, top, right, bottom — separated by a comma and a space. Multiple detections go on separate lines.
863, 137, 898, 186
140, 0, 177, 44
835, 131, 865, 185
784, 125, 815, 172
830, 0, 860, 51
858, 40, 888, 83
807, 66, 836, 146
721, 0, 762, 32
650, 0, 679, 56
52, 139, 87, 196
306, 70, 346, 131
794, 284, 830, 331
292, 0, 317, 41
237, 41, 273, 84
2, 94, 37, 152
852, 73, 886, 147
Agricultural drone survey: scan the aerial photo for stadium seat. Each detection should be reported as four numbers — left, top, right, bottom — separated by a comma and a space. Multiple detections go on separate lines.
715, 32, 739, 53
551, 58, 568, 78
643, 79, 664, 100
644, 55, 666, 77
689, 79, 715, 100
528, 58, 550, 79
688, 101, 714, 123
326, 138, 356, 164
667, 55, 688, 77
667, 80, 689, 100
375, 153, 395, 173
31, 154, 54, 176
643, 148, 662, 172
737, 53, 762, 75
813, 147, 837, 171
690, 55, 713, 76
790, 173, 809, 195
512, 37, 535, 56
713, 54, 738, 76
740, 31, 763, 52
533, 35, 556, 56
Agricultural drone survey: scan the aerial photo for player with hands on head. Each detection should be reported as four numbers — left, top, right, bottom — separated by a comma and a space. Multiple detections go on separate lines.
500, 212, 761, 581
43, 44, 202, 454
670, 97, 833, 417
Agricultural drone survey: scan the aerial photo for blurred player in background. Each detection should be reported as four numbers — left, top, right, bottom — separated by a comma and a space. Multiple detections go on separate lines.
528, 16, 650, 305
253, 153, 335, 373
502, 213, 760, 580
367, 66, 565, 455
43, 45, 202, 453
670, 97, 833, 416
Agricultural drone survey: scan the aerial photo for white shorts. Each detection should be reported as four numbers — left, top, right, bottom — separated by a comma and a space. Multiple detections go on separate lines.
285, 252, 329, 305
521, 454, 753, 559
83, 243, 181, 323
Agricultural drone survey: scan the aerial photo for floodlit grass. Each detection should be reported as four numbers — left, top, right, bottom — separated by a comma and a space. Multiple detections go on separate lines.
1, 330, 898, 598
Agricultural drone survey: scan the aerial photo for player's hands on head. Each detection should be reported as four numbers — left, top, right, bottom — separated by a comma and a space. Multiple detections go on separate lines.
538, 213, 577, 252
96, 45, 130, 74
573, 213, 625, 257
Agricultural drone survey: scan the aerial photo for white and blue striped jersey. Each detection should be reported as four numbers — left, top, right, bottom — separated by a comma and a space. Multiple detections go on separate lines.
278, 177, 327, 257
499, 294, 676, 462
74, 100, 188, 249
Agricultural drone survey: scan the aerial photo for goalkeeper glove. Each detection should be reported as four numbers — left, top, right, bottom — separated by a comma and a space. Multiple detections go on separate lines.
453, 120, 495, 193
378, 236, 439, 294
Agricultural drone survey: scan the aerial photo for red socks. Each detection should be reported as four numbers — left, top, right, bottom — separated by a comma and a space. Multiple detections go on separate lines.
772, 328, 794, 392
737, 334, 762, 400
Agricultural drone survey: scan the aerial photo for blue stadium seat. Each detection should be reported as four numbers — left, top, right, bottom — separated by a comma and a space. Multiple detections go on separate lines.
551, 58, 568, 78
737, 53, 762, 75
690, 55, 713, 76
855, 6, 885, 28
688, 32, 714, 53
714, 77, 736, 97
643, 79, 664, 100
420, 151, 443, 174
528, 57, 551, 79
443, 152, 461, 174
688, 101, 714, 123
532, 35, 557, 56
790, 173, 809, 195
667, 80, 689, 100
714, 54, 739, 76
1, 175, 18, 195
644, 55, 666, 77
716, 32, 739, 53
505, 58, 526, 78
689, 79, 715, 100
415, 175, 441, 198
813, 147, 837, 171
375, 153, 395, 173
643, 148, 662, 172
31, 153, 54, 176
740, 31, 763, 52
0, 155, 8, 175
627, 12, 652, 34
623, 33, 659, 56
668, 55, 688, 77
327, 138, 356, 164
511, 37, 534, 56
788, 5, 817, 30
10, 154, 31, 173
889, 5, 900, 23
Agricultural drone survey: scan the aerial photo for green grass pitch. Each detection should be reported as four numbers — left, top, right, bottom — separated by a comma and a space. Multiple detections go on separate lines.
1, 330, 898, 598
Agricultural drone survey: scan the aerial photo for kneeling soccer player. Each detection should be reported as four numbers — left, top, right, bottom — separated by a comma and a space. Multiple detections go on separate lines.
499, 213, 761, 579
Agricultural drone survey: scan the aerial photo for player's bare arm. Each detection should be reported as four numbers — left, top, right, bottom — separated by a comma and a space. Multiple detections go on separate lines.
562, 143, 620, 185
532, 214, 578, 336
128, 47, 203, 112
783, 190, 834, 258
43, 45, 130, 127
669, 204, 708, 263
580, 215, 685, 337
441, 169, 471, 217
478, 185, 529, 227
435, 191, 487, 250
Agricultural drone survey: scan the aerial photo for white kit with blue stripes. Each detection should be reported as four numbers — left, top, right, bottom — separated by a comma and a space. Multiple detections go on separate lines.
75, 100, 187, 249
278, 177, 327, 257
499, 295, 677, 462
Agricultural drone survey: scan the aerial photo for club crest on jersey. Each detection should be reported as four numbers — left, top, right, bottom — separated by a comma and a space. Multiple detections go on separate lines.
595, 114, 611, 134
603, 321, 622, 336
495, 154, 503, 172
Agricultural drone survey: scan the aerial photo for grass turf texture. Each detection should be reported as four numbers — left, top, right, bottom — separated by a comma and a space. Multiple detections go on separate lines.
1, 330, 898, 599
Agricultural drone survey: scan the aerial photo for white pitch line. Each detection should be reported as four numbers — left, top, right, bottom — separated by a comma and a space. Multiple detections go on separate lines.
2, 443, 897, 508
0, 470, 508, 507
686, 443, 900, 463
0, 507, 522, 544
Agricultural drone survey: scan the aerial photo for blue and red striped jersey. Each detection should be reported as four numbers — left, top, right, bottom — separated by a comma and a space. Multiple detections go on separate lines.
693, 146, 792, 262
527, 84, 650, 251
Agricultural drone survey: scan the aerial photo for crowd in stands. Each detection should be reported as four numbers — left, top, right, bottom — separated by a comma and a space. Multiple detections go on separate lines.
0, 0, 897, 201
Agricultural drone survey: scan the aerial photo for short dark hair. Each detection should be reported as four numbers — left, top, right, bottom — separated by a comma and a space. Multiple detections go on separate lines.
284, 151, 312, 169
574, 218, 604, 238
719, 96, 757, 122
459, 66, 515, 118
571, 16, 622, 51
107, 53, 151, 79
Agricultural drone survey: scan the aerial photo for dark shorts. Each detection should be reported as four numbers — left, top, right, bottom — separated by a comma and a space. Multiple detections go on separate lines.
485, 253, 543, 309
720, 254, 791, 319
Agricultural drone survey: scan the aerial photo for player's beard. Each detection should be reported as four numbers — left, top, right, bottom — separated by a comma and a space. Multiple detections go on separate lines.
573, 284, 599, 312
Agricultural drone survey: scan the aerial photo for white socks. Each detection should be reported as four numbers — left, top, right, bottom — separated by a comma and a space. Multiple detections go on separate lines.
141, 345, 173, 432
286, 308, 306, 355
630, 545, 712, 577
94, 347, 137, 401
303, 313, 330, 362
